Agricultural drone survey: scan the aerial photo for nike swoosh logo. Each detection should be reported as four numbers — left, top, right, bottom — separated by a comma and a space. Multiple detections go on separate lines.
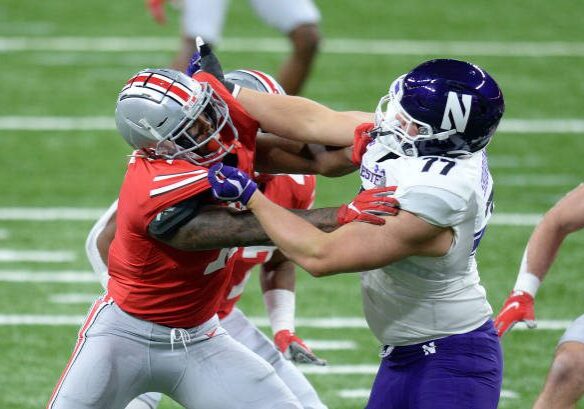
499, 301, 520, 316
205, 328, 218, 338
348, 203, 359, 212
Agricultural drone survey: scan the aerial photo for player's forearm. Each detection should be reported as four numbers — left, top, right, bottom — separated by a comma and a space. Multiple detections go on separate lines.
517, 184, 584, 289
247, 192, 335, 276
255, 134, 356, 176
260, 255, 296, 293
238, 88, 357, 146
166, 206, 339, 251
310, 146, 357, 177
523, 220, 568, 282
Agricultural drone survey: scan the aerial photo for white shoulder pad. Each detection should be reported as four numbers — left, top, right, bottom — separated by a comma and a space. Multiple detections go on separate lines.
396, 186, 467, 227
397, 156, 478, 201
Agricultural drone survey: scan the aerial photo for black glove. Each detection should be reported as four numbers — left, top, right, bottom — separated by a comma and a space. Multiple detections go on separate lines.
198, 39, 235, 93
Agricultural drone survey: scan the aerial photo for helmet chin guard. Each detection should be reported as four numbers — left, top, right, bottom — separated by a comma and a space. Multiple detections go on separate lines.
115, 68, 239, 166
374, 59, 505, 158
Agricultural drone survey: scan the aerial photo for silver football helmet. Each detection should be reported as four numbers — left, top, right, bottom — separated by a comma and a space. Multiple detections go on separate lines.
225, 69, 286, 95
115, 68, 239, 166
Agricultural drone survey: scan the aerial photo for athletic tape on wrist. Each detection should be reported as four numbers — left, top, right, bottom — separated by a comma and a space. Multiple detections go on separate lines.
263, 289, 295, 334
513, 250, 541, 297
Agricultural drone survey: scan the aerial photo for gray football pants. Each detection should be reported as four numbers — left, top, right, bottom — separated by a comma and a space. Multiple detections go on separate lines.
48, 296, 301, 409
559, 313, 584, 345
128, 307, 327, 409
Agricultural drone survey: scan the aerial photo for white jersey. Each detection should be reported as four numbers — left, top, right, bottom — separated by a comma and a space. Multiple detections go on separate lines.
359, 140, 494, 346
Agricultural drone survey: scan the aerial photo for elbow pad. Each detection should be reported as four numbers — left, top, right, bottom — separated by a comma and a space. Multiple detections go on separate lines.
148, 196, 203, 240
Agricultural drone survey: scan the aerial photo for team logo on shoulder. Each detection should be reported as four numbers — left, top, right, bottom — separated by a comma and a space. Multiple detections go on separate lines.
440, 92, 472, 132
360, 164, 386, 186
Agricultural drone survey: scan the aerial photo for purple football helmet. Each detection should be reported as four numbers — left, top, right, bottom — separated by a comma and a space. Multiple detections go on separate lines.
374, 59, 505, 157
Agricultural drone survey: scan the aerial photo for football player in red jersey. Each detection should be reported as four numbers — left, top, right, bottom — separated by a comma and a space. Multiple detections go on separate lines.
49, 67, 399, 409
86, 173, 329, 409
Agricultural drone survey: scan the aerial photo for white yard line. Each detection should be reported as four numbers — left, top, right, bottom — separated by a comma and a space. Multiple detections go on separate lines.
300, 340, 357, 350
0, 207, 104, 220
0, 208, 547, 225
337, 389, 518, 399
338, 389, 371, 399
251, 316, 368, 329
0, 315, 85, 325
490, 214, 542, 226
487, 155, 542, 169
49, 293, 100, 304
0, 117, 114, 131
0, 271, 96, 282
301, 365, 378, 375
0, 313, 573, 331
0, 250, 75, 262
1, 117, 583, 134
2, 37, 584, 58
498, 120, 584, 134
496, 175, 581, 187
261, 318, 573, 331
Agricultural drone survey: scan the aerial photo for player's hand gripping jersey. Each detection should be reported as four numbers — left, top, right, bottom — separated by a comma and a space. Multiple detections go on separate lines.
108, 72, 259, 328
359, 142, 495, 346
218, 174, 316, 319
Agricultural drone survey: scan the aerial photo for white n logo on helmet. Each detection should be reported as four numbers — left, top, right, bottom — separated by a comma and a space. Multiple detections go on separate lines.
440, 92, 472, 132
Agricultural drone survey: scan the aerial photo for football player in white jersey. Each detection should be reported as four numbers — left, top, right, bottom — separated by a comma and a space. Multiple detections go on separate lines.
495, 183, 584, 409
204, 57, 506, 408
146, 0, 321, 95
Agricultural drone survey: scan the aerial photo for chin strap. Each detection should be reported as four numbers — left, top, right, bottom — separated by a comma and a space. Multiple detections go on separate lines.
433, 128, 458, 140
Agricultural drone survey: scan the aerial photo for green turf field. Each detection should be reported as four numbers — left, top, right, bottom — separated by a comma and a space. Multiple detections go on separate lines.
1, 0, 583, 407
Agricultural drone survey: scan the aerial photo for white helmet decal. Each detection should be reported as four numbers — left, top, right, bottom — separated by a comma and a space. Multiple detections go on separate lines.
440, 92, 473, 132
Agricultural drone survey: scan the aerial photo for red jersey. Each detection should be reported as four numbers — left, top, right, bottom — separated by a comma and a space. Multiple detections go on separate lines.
217, 174, 316, 319
193, 72, 257, 174
108, 77, 259, 328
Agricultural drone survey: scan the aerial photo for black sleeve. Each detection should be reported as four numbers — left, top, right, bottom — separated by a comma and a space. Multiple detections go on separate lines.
148, 193, 209, 240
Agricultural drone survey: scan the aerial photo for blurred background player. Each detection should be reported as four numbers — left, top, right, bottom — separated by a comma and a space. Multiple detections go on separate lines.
495, 183, 584, 409
147, 0, 321, 95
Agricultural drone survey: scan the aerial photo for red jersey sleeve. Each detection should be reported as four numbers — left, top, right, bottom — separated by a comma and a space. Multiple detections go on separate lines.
263, 174, 317, 210
119, 155, 212, 234
194, 72, 258, 176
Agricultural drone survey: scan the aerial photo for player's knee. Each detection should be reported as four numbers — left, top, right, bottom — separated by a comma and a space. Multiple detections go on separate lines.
547, 343, 584, 386
289, 24, 321, 57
